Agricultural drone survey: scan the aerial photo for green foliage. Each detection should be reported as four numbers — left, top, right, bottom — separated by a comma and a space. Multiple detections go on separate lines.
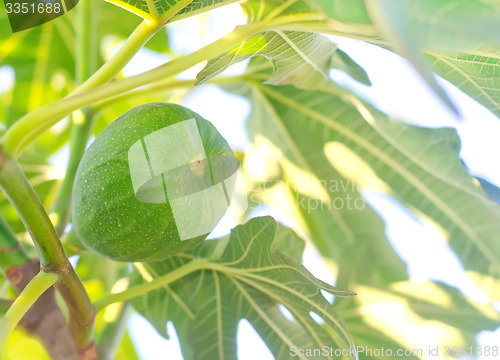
336, 281, 500, 360
131, 217, 355, 360
107, 0, 239, 22
197, 31, 366, 90
233, 80, 500, 298
367, 0, 500, 51
0, 17, 74, 128
428, 51, 500, 118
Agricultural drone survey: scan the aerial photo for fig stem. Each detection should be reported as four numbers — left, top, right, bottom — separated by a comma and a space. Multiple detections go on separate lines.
52, 0, 178, 234
74, 19, 163, 97
50, 0, 101, 235
0, 21, 265, 157
0, 18, 164, 158
0, 271, 58, 350
0, 155, 96, 349
94, 258, 209, 312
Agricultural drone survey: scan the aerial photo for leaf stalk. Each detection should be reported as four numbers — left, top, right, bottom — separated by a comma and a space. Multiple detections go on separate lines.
94, 259, 209, 312
0, 271, 58, 350
0, 22, 265, 156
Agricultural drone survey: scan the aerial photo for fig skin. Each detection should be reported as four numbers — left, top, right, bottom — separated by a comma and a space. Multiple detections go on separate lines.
72, 103, 234, 262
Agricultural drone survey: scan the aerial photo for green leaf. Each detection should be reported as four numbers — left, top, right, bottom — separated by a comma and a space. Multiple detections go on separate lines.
243, 0, 315, 21
115, 332, 141, 360
233, 82, 500, 300
104, 0, 176, 20
100, 1, 170, 54
0, 3, 74, 162
307, 0, 371, 24
242, 0, 376, 44
287, 0, 500, 117
271, 223, 305, 261
384, 0, 500, 51
237, 102, 406, 287
330, 49, 371, 86
336, 281, 500, 360
0, 1, 169, 129
131, 217, 356, 360
244, 0, 500, 51
174, 0, 241, 21
106, 0, 239, 22
359, 0, 500, 116
76, 252, 125, 294
198, 32, 371, 90
229, 79, 407, 287
427, 51, 500, 119
365, 0, 459, 115
1, 328, 50, 360
0, 16, 75, 128
197, 31, 338, 90
313, 0, 500, 50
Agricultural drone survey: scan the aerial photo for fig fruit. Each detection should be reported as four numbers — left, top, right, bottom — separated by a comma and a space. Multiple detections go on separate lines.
72, 103, 238, 262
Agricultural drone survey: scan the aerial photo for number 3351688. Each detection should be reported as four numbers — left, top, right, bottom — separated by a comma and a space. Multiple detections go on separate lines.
444, 346, 498, 357
5, 2, 62, 14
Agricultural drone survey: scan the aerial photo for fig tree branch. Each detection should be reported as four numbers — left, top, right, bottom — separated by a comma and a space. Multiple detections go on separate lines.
0, 13, 164, 158
50, 0, 100, 234
0, 155, 96, 353
72, 19, 164, 97
0, 21, 265, 156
